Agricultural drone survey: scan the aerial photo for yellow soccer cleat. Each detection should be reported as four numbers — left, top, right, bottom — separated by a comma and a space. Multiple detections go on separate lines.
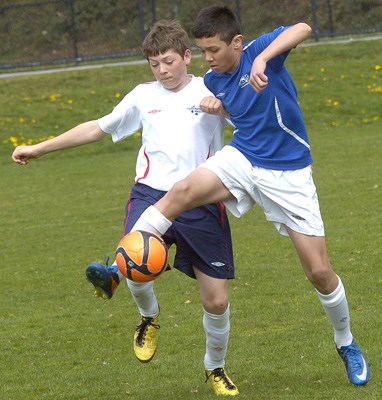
205, 368, 239, 396
134, 312, 160, 363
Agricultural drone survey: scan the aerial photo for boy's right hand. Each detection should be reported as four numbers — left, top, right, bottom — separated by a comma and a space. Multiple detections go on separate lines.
12, 145, 39, 165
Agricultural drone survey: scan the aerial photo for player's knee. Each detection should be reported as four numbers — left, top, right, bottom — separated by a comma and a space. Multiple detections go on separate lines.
203, 297, 229, 315
306, 265, 333, 289
171, 179, 196, 206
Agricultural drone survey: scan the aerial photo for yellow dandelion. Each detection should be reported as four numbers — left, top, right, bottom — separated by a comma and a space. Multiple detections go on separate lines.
333, 101, 339, 106
67, 99, 74, 104
369, 85, 382, 93
10, 136, 18, 144
303, 83, 309, 88
115, 92, 122, 99
320, 67, 325, 73
19, 117, 25, 123
375, 65, 381, 71
49, 94, 57, 102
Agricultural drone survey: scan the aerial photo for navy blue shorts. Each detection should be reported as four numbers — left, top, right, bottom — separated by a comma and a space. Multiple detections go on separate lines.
123, 183, 235, 280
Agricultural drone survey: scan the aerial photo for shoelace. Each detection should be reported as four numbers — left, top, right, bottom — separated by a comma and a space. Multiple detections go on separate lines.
205, 368, 236, 390
341, 346, 362, 371
135, 317, 160, 345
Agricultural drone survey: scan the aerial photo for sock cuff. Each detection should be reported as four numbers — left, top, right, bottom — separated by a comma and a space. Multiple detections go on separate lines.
203, 304, 230, 328
316, 275, 346, 307
141, 205, 172, 235
126, 279, 154, 293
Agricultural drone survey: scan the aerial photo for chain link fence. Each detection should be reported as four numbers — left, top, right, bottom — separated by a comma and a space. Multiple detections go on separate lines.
1, 0, 382, 70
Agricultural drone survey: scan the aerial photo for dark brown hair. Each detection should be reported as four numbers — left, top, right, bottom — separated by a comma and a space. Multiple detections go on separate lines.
192, 5, 242, 44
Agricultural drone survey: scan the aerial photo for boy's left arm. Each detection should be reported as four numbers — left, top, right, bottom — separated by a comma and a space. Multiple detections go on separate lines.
250, 23, 312, 93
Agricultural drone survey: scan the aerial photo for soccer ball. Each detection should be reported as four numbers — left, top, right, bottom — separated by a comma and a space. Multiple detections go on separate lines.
115, 230, 169, 282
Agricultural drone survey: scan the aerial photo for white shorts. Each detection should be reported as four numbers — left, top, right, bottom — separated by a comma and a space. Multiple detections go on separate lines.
200, 145, 325, 237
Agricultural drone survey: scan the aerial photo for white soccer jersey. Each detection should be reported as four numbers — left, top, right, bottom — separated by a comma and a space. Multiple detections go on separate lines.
98, 76, 227, 191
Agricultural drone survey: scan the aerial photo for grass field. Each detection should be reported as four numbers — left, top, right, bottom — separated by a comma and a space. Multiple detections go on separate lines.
1, 39, 381, 399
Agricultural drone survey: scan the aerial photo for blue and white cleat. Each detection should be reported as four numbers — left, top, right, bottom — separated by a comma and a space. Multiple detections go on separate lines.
337, 340, 370, 386
85, 256, 120, 300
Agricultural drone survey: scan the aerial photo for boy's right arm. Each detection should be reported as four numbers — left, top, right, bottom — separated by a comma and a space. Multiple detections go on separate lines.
12, 120, 107, 165
200, 96, 229, 118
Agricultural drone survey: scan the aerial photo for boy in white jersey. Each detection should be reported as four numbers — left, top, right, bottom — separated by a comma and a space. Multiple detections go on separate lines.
130, 6, 370, 388
12, 20, 239, 396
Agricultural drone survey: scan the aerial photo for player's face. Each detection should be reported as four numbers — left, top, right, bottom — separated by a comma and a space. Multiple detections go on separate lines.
195, 35, 243, 74
148, 49, 192, 92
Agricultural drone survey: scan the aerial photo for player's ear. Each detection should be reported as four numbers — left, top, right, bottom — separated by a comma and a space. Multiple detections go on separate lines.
232, 35, 243, 50
184, 48, 192, 65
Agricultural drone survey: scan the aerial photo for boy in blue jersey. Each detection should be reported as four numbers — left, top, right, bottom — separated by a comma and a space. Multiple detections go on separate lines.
131, 5, 370, 388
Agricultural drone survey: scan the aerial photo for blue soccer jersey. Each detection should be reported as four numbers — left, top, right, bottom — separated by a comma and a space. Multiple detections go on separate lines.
204, 26, 313, 170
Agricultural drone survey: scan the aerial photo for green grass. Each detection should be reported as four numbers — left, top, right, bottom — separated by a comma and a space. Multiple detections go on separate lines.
1, 40, 381, 399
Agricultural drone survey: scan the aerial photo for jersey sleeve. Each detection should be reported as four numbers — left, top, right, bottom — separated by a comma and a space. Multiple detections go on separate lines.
246, 26, 291, 72
98, 85, 143, 142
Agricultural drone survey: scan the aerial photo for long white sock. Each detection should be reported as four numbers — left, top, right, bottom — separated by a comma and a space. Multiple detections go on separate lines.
127, 280, 159, 317
131, 205, 172, 236
203, 305, 230, 370
316, 275, 353, 348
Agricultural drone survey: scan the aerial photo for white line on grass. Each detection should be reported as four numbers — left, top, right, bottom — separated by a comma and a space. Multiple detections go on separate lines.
1, 35, 381, 79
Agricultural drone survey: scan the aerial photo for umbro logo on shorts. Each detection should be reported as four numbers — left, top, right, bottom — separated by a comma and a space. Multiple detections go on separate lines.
291, 214, 305, 221
211, 262, 226, 267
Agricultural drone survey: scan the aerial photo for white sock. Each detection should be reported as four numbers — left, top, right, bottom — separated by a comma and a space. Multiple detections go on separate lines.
203, 305, 230, 370
316, 275, 353, 348
131, 205, 172, 236
126, 279, 159, 317
111, 261, 125, 281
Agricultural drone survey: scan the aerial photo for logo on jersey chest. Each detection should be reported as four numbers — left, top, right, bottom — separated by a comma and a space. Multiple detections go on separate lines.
239, 74, 250, 88
188, 106, 202, 115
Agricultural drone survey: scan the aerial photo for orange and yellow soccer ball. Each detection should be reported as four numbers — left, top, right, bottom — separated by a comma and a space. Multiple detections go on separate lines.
115, 230, 169, 282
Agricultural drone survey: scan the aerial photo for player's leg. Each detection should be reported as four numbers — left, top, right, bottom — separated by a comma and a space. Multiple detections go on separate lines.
167, 197, 238, 396
127, 279, 160, 363
121, 185, 167, 362
158, 167, 234, 220
195, 269, 239, 396
286, 227, 370, 385
132, 167, 234, 236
